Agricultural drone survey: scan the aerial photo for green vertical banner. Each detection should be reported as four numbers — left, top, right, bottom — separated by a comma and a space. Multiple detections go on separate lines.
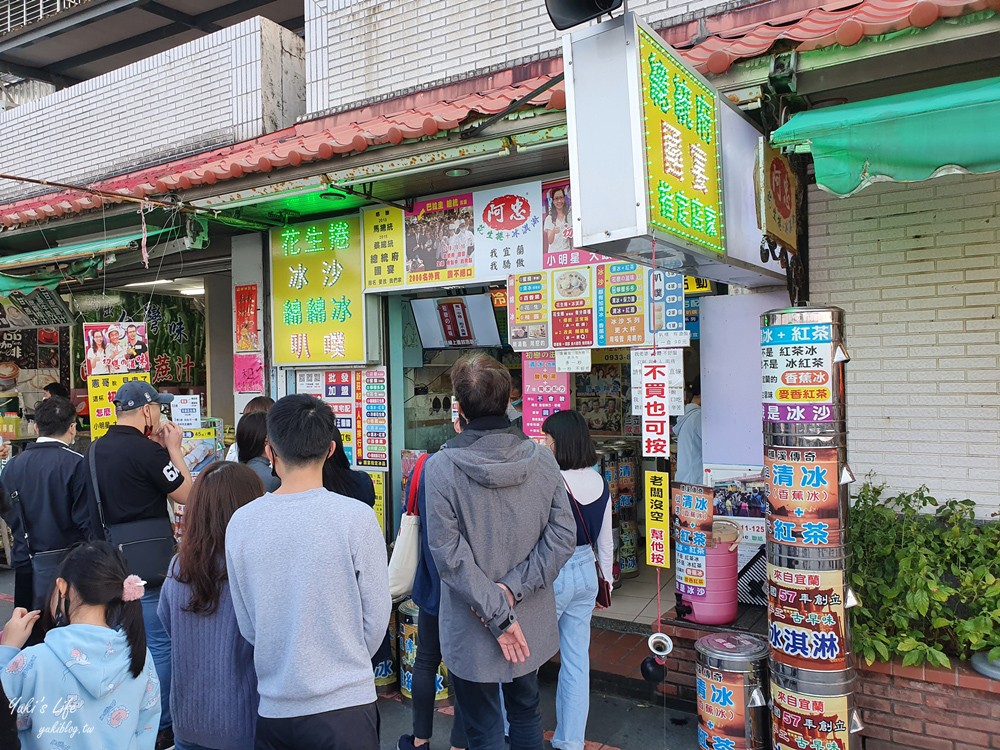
72, 291, 206, 387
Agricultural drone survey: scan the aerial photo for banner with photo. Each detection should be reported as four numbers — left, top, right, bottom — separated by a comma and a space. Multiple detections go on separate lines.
82, 322, 150, 376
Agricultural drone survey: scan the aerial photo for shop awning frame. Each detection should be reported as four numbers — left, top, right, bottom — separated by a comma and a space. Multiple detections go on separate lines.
770, 75, 1000, 197
0, 228, 173, 273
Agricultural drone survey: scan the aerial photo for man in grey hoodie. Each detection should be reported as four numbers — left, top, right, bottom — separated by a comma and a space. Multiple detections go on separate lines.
426, 353, 576, 750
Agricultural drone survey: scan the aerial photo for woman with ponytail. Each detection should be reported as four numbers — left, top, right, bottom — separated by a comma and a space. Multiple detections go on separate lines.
158, 461, 262, 750
0, 541, 161, 749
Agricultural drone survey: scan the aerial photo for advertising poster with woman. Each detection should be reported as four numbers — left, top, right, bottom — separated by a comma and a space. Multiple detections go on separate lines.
83, 322, 150, 376
541, 178, 611, 269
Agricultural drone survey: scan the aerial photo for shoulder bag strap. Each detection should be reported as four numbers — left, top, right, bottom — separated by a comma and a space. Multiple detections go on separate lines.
88, 446, 108, 534
8, 489, 34, 558
562, 477, 607, 580
406, 453, 430, 516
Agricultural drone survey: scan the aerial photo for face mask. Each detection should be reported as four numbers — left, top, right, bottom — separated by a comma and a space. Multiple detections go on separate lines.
142, 408, 154, 438
506, 402, 520, 422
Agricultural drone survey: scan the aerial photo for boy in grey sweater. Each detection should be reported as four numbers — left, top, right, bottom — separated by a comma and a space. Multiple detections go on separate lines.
226, 394, 391, 750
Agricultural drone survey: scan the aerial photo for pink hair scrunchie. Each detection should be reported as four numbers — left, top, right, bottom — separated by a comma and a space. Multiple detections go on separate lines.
122, 575, 147, 602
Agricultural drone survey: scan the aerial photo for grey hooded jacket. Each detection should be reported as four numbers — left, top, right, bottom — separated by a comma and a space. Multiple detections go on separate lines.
425, 416, 576, 682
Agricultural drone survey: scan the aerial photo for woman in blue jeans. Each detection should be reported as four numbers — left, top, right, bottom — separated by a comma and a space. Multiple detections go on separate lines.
397, 452, 468, 750
541, 411, 613, 750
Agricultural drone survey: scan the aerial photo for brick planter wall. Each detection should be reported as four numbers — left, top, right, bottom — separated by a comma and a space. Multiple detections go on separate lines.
858, 659, 1000, 749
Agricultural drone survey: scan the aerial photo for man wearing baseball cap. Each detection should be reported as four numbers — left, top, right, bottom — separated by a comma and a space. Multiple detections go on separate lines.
77, 379, 192, 749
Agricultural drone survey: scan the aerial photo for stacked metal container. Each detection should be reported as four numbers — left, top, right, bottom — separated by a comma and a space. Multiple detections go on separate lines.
613, 441, 641, 579
598, 448, 622, 587
760, 307, 863, 750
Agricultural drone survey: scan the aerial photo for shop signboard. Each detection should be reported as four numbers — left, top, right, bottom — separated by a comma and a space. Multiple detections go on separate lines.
761, 321, 835, 423
271, 216, 366, 366
234, 284, 260, 352
369, 470, 386, 536
0, 288, 73, 329
645, 470, 670, 568
768, 566, 848, 671
233, 353, 264, 394
550, 266, 595, 348
672, 483, 714, 599
474, 182, 544, 282
508, 273, 550, 351
88, 373, 151, 440
363, 207, 406, 289
771, 685, 850, 750
647, 269, 686, 335
82, 322, 150, 376
757, 140, 799, 252
638, 27, 724, 254
640, 360, 670, 457
521, 351, 570, 440
596, 262, 647, 347
764, 446, 841, 547
630, 348, 683, 416
685, 297, 702, 340
684, 277, 714, 296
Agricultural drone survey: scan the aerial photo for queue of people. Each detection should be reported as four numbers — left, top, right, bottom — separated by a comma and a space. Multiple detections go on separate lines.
0, 353, 614, 750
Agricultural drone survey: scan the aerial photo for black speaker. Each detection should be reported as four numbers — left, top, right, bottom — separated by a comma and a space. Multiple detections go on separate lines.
545, 0, 624, 31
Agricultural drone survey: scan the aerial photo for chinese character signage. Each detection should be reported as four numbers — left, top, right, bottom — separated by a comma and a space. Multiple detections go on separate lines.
234, 284, 260, 351
270, 216, 366, 366
369, 470, 386, 536
171, 394, 201, 428
631, 348, 684, 416
768, 566, 847, 671
697, 659, 749, 750
644, 470, 670, 568
550, 267, 595, 348
596, 262, 647, 347
672, 483, 714, 599
233, 353, 264, 394
764, 447, 841, 547
641, 361, 670, 457
88, 373, 151, 440
404, 194, 475, 285
638, 27, 724, 254
757, 140, 799, 252
761, 322, 835, 423
648, 269, 686, 334
521, 351, 570, 440
179, 427, 221, 478
474, 182, 544, 281
771, 686, 850, 750
685, 297, 701, 340
684, 276, 714, 295
508, 273, 550, 351
354, 367, 389, 470
363, 206, 406, 288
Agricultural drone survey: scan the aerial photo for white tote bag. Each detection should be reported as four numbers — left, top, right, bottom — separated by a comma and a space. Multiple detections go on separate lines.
388, 454, 429, 601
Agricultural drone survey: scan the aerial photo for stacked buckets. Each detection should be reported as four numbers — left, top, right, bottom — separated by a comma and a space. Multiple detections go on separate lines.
695, 633, 769, 750
760, 307, 863, 750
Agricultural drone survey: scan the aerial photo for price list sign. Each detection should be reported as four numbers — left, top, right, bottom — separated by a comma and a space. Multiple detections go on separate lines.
672, 483, 714, 599
355, 367, 389, 470
508, 273, 550, 351
550, 267, 595, 348
521, 351, 570, 440
596, 262, 647, 347
761, 322, 835, 423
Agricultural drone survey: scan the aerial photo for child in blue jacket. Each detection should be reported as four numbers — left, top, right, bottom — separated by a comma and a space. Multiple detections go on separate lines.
1, 541, 160, 749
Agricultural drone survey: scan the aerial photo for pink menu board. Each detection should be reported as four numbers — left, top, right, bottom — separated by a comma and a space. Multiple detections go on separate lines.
521, 351, 570, 440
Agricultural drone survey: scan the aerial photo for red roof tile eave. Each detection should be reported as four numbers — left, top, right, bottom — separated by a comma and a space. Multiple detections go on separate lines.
0, 73, 568, 230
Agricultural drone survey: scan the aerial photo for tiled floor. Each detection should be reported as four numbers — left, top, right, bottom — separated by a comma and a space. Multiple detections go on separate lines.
602, 564, 675, 626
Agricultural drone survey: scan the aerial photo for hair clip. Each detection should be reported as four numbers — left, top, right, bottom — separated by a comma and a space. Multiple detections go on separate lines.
122, 575, 147, 602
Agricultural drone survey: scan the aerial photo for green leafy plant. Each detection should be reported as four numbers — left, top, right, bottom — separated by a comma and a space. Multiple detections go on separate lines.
848, 478, 1000, 668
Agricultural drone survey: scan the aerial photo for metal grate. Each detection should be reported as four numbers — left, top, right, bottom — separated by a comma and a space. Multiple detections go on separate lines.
0, 0, 85, 36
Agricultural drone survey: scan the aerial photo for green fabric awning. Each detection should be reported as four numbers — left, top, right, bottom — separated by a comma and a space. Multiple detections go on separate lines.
770, 76, 1000, 197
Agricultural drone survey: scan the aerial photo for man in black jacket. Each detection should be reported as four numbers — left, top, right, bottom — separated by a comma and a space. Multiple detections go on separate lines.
0, 396, 91, 619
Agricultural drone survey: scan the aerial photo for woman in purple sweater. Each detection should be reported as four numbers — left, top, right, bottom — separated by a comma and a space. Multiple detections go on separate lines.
159, 461, 263, 750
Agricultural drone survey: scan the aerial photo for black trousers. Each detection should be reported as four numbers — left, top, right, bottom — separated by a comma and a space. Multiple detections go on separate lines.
255, 702, 380, 750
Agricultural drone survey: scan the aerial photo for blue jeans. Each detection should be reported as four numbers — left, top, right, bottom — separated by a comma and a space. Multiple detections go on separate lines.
551, 545, 598, 750
174, 741, 215, 750
141, 587, 172, 730
451, 672, 542, 750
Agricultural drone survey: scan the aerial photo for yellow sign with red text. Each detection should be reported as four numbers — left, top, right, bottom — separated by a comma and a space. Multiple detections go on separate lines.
88, 373, 151, 440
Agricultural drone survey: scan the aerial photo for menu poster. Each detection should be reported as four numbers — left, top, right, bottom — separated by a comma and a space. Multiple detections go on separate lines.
82, 322, 150, 376
596, 262, 648, 347
550, 266, 595, 348
521, 351, 570, 440
234, 284, 260, 351
88, 373, 151, 440
1, 288, 73, 329
179, 427, 220, 478
508, 273, 550, 351
761, 321, 835, 423
363, 206, 406, 289
474, 182, 544, 282
647, 269, 686, 334
354, 367, 389, 470
171, 394, 202, 428
323, 370, 357, 464
672, 482, 714, 600
404, 194, 475, 286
